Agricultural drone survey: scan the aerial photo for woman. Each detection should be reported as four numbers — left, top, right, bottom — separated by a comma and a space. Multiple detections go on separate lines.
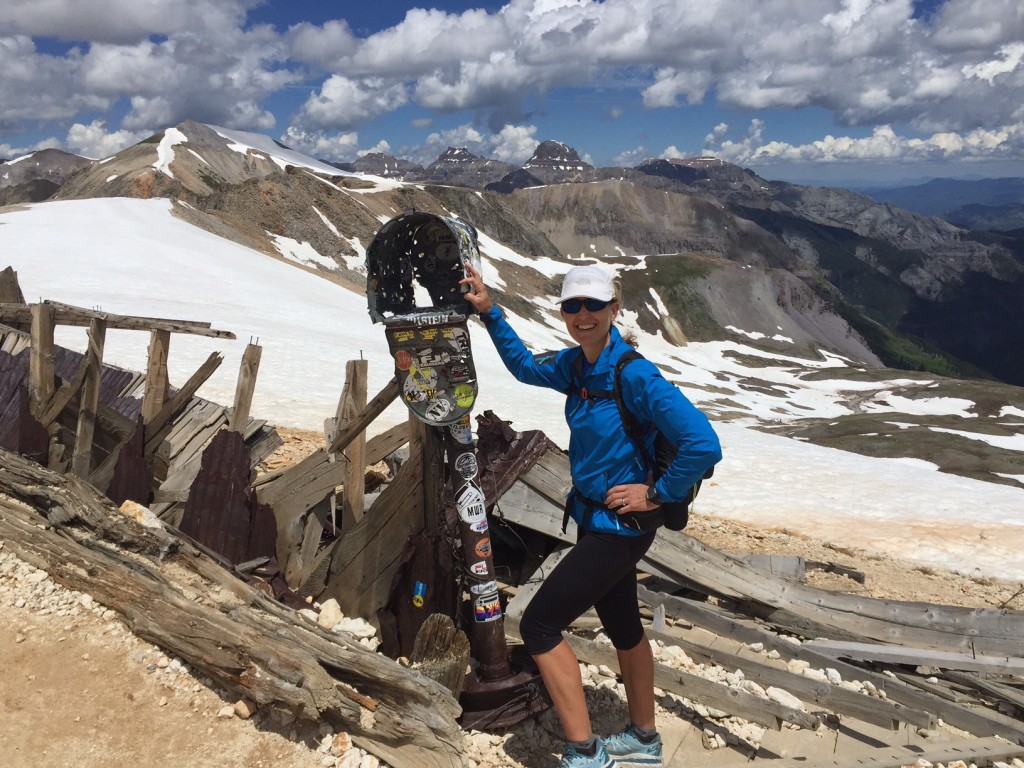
461, 263, 722, 768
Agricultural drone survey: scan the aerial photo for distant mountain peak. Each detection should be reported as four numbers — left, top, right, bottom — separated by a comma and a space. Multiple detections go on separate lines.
434, 147, 481, 165
523, 140, 590, 170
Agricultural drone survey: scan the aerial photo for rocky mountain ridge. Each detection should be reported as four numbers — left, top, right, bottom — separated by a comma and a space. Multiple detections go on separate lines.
5, 119, 1024, 387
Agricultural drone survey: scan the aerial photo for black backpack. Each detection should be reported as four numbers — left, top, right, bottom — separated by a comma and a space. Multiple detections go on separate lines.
572, 349, 713, 532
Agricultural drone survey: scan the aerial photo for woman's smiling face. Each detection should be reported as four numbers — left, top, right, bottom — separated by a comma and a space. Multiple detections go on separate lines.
561, 297, 619, 354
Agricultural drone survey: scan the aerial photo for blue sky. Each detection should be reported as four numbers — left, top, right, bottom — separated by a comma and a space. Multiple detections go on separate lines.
2, 0, 1023, 185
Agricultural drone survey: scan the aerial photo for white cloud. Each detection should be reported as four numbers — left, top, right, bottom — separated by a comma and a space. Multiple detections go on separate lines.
357, 140, 392, 157
963, 42, 1024, 84
296, 76, 408, 130
0, 0, 258, 44
706, 120, 1024, 167
66, 120, 149, 159
279, 127, 361, 162
487, 124, 539, 164
6, 0, 1024, 170
612, 146, 650, 166
0, 136, 62, 158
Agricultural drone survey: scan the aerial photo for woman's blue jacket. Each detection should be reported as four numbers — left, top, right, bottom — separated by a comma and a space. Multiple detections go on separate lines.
481, 305, 722, 536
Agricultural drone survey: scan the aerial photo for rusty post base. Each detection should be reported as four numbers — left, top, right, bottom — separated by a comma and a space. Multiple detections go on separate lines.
458, 645, 551, 731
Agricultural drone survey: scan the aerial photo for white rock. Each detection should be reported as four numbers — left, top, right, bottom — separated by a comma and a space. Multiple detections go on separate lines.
334, 617, 377, 639
331, 732, 353, 756
825, 668, 842, 685
119, 500, 165, 529
318, 599, 344, 628
802, 668, 829, 683
216, 705, 236, 719
747, 642, 764, 653
766, 686, 805, 711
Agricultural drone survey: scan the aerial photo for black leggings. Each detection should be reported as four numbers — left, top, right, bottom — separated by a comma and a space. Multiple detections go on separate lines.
520, 529, 657, 655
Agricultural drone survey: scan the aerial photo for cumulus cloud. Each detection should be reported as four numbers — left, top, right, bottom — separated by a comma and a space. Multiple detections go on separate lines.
0, 136, 61, 159
0, 0, 259, 44
612, 146, 651, 166
296, 76, 408, 130
66, 120, 149, 158
705, 119, 1024, 167
5, 0, 1024, 170
279, 127, 361, 162
357, 140, 392, 157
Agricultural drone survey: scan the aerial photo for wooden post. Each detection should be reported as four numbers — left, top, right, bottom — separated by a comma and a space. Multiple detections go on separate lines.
28, 303, 56, 416
228, 342, 262, 433
71, 317, 107, 478
142, 329, 171, 425
339, 359, 368, 527
0, 267, 25, 304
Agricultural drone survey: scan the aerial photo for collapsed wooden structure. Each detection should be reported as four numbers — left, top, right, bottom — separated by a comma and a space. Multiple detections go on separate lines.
3, 264, 1024, 768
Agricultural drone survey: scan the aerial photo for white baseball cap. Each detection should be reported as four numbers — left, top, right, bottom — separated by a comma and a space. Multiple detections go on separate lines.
558, 265, 616, 304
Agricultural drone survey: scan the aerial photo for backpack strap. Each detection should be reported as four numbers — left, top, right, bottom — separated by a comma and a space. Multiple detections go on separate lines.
611, 350, 657, 473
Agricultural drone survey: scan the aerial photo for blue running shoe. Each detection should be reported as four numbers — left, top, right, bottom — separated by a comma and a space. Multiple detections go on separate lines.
603, 725, 663, 767
558, 740, 616, 768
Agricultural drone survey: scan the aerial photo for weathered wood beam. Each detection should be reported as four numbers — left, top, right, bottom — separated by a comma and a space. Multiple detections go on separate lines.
646, 626, 930, 730
0, 301, 235, 339
142, 329, 171, 425
228, 342, 262, 433
144, 352, 223, 455
769, 736, 1024, 768
28, 303, 56, 415
638, 586, 1024, 744
71, 317, 106, 478
0, 447, 465, 768
338, 359, 367, 526
802, 639, 1024, 675
328, 377, 400, 454
36, 353, 91, 428
0, 266, 25, 304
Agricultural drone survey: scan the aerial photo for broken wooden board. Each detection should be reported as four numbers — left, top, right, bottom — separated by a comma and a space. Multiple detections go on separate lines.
803, 639, 1024, 675
0, 446, 464, 768
769, 735, 1024, 768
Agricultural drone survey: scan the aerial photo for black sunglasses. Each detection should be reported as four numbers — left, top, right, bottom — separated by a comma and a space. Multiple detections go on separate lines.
562, 298, 612, 314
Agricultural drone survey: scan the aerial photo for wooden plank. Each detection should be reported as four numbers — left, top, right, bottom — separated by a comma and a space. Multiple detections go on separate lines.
637, 587, 1024, 744
323, 449, 425, 618
327, 376, 400, 454
648, 628, 928, 730
288, 496, 328, 586
141, 329, 170, 425
339, 359, 368, 526
944, 670, 1024, 711
0, 267, 25, 304
35, 352, 90, 427
366, 421, 408, 466
144, 351, 223, 455
228, 342, 262, 433
28, 303, 56, 415
770, 736, 1024, 768
803, 639, 1024, 674
0, 301, 235, 338
71, 317, 106, 478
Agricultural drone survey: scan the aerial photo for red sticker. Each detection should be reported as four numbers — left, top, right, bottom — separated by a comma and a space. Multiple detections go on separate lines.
395, 349, 412, 371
